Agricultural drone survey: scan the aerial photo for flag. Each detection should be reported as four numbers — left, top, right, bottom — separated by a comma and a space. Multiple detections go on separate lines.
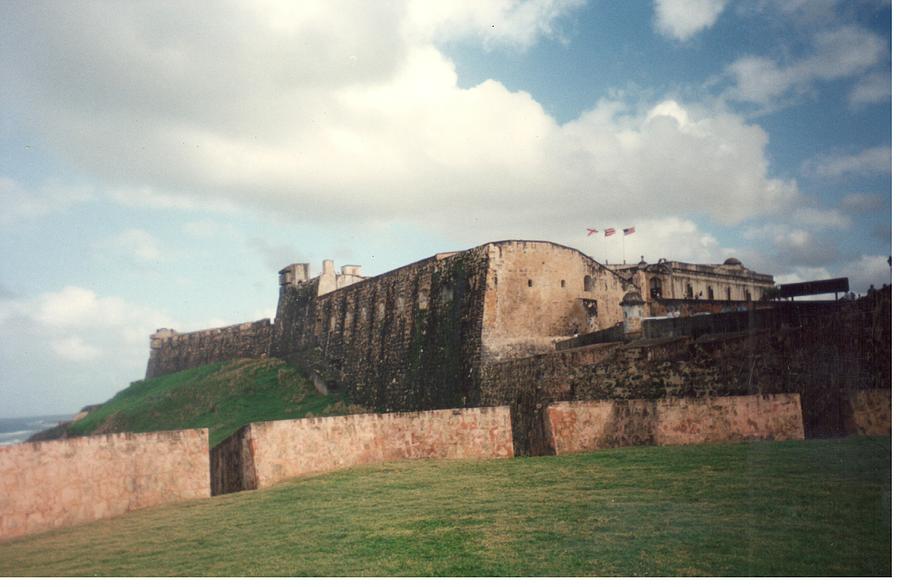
623, 226, 636, 236
586, 228, 598, 236
604, 228, 615, 237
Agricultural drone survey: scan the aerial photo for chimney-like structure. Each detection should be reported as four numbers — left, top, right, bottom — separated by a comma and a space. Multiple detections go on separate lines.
317, 259, 337, 296
278, 263, 310, 292
620, 289, 645, 338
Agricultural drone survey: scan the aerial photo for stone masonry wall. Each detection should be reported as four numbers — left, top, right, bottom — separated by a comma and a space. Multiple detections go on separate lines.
146, 319, 272, 378
0, 429, 209, 541
546, 394, 804, 454
211, 406, 514, 493
480, 241, 629, 362
845, 389, 891, 436
482, 289, 890, 455
270, 248, 490, 411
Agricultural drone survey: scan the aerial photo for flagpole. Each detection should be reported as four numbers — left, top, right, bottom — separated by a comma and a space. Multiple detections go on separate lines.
622, 231, 625, 264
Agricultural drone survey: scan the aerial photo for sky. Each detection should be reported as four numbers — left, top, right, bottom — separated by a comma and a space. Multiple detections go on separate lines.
0, 0, 893, 417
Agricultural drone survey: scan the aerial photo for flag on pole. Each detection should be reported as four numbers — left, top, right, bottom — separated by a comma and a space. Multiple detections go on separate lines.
604, 228, 616, 237
586, 228, 599, 236
623, 226, 636, 236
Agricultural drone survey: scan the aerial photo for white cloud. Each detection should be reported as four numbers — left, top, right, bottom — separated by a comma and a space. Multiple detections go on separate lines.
803, 146, 891, 178
725, 26, 887, 107
838, 254, 892, 291
50, 336, 102, 362
0, 2, 802, 239
406, 0, 586, 49
0, 177, 94, 224
0, 286, 178, 413
849, 72, 891, 108
653, 0, 728, 41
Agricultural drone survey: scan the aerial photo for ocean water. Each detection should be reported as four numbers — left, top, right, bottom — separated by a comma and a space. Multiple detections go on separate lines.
0, 414, 75, 445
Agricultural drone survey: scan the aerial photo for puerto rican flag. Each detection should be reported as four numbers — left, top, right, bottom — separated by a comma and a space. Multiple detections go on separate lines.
623, 226, 636, 236
604, 228, 616, 237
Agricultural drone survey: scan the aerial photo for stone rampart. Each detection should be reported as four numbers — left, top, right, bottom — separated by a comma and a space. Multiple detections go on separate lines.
0, 429, 209, 541
211, 406, 514, 494
146, 319, 272, 378
482, 289, 890, 454
845, 389, 891, 436
546, 394, 804, 454
271, 248, 490, 411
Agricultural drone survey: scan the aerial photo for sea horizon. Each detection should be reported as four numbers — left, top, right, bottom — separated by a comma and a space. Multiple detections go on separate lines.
0, 413, 76, 445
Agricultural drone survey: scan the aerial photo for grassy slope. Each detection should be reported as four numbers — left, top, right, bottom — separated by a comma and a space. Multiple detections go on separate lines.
66, 358, 362, 446
0, 437, 890, 576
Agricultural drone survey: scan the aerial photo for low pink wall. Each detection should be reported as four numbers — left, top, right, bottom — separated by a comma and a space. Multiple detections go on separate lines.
845, 389, 891, 436
547, 394, 805, 455
0, 429, 210, 541
241, 407, 514, 489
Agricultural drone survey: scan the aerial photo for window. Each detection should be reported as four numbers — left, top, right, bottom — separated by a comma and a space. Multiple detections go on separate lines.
686, 283, 693, 299
527, 279, 533, 288
726, 286, 732, 301
707, 286, 714, 300
583, 275, 594, 292
649, 277, 662, 299
745, 289, 752, 302
561, 280, 566, 288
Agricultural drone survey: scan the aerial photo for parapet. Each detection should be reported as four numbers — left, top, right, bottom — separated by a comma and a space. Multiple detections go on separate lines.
279, 263, 310, 288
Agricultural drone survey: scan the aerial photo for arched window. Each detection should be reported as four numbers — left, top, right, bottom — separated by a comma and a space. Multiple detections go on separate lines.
583, 275, 594, 292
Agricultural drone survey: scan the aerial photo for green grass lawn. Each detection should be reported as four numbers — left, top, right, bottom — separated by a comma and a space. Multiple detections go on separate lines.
66, 358, 363, 446
0, 437, 889, 576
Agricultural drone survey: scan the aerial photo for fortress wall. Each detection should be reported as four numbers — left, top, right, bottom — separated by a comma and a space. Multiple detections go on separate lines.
0, 429, 209, 541
482, 289, 891, 454
845, 389, 891, 436
546, 394, 804, 454
212, 407, 514, 492
481, 241, 629, 363
271, 248, 490, 410
146, 319, 272, 378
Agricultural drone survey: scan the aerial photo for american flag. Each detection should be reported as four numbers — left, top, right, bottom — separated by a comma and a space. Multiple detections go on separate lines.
604, 228, 615, 237
623, 226, 636, 236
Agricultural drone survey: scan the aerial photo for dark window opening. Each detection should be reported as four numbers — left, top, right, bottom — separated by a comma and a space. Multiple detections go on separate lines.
527, 279, 533, 287
650, 277, 662, 299
583, 275, 594, 292
707, 286, 714, 300
726, 286, 732, 300
561, 280, 566, 288
745, 290, 752, 302
686, 283, 693, 299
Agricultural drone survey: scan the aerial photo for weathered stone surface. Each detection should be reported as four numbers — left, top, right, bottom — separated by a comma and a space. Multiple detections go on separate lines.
482, 288, 891, 454
546, 394, 804, 454
845, 389, 891, 436
212, 406, 514, 493
146, 319, 272, 378
0, 429, 209, 541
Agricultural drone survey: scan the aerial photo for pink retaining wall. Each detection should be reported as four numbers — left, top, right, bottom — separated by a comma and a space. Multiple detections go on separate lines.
546, 394, 805, 455
845, 389, 891, 436
0, 429, 210, 541
232, 407, 513, 490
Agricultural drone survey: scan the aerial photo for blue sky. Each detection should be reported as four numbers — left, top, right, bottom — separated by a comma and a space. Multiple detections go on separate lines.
0, 0, 892, 417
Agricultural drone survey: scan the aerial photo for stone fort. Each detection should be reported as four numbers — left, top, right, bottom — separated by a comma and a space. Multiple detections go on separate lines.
2, 239, 889, 540
146, 239, 890, 455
